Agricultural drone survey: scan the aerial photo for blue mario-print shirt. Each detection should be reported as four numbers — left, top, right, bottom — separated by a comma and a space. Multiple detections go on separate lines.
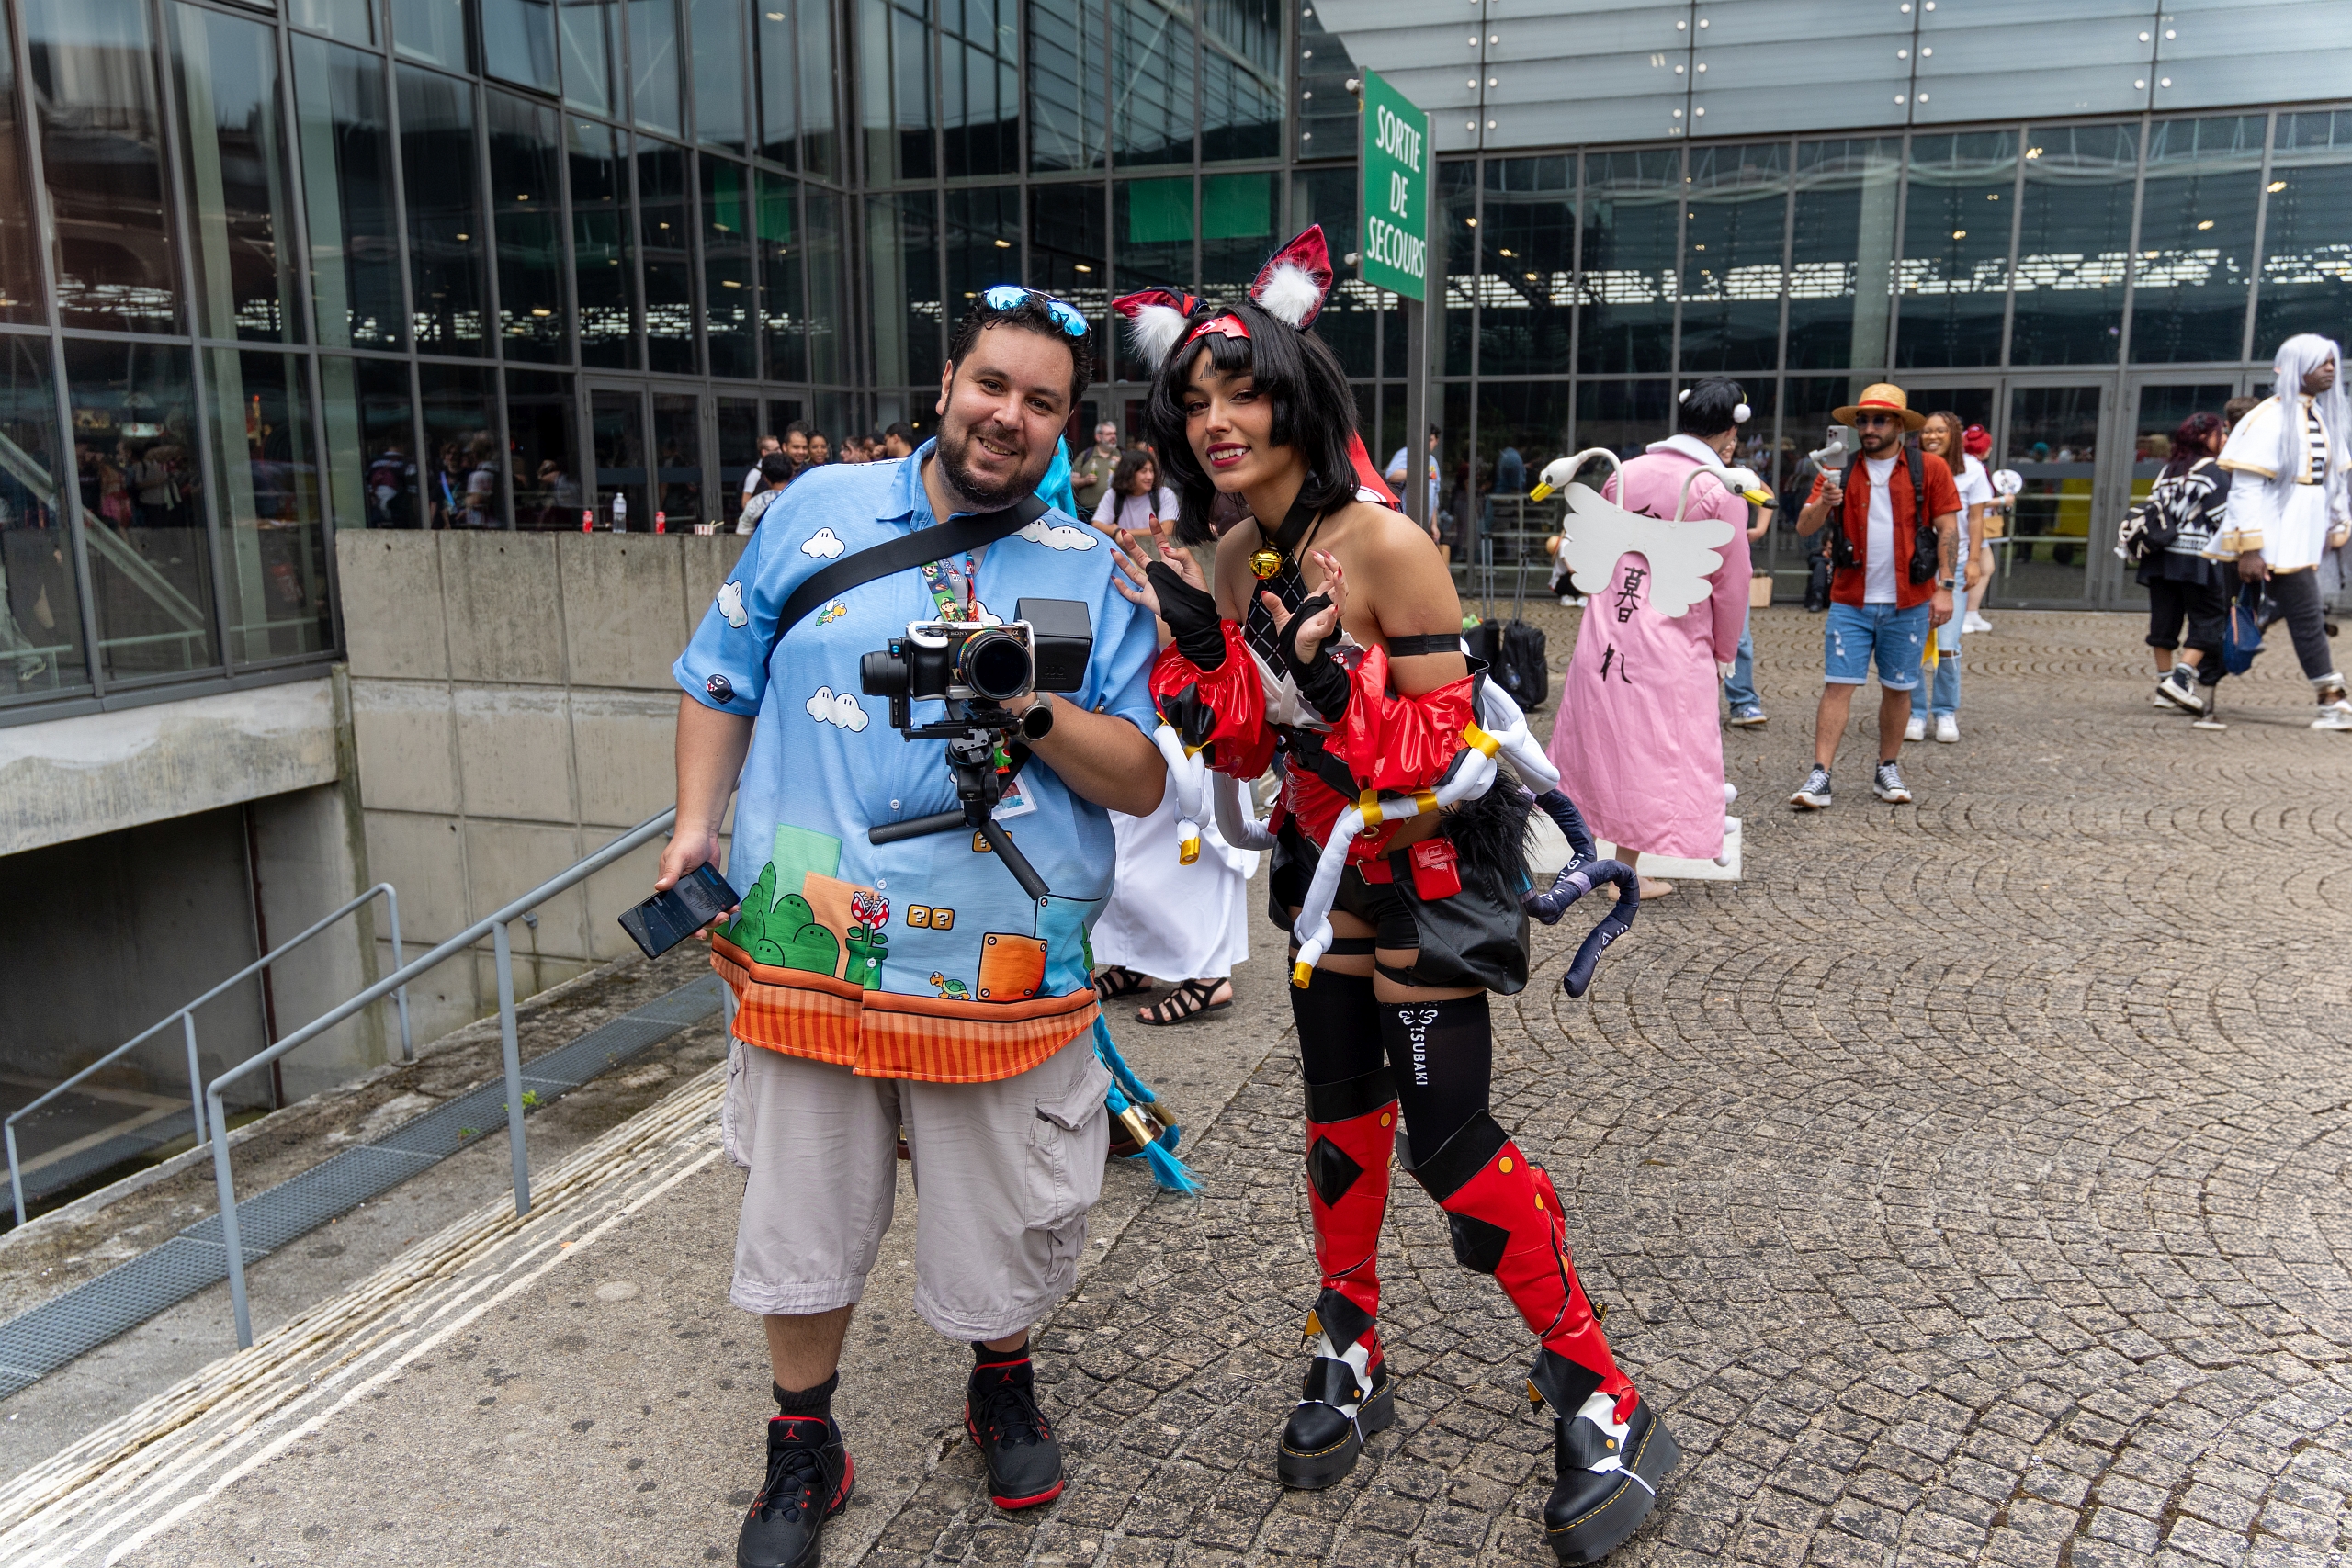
674, 441, 1158, 1080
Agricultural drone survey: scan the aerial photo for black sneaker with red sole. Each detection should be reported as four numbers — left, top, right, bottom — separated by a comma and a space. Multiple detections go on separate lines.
966, 1352, 1066, 1509
738, 1415, 853, 1568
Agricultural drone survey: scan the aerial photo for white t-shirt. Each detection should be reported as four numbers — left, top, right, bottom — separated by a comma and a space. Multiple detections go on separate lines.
741, 462, 768, 501
1092, 486, 1178, 534
1862, 455, 1899, 604
1955, 453, 1990, 555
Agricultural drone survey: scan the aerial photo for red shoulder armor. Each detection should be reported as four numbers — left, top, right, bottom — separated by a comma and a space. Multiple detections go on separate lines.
1149, 624, 1276, 779
1322, 647, 1475, 793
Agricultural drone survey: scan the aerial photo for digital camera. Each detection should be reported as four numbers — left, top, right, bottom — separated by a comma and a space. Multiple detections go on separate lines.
860, 597, 1091, 716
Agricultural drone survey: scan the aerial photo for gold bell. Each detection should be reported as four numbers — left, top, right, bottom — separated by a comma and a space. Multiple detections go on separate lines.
1248, 546, 1284, 580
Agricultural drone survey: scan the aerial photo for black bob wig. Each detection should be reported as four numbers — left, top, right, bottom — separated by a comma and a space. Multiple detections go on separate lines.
1143, 299, 1362, 547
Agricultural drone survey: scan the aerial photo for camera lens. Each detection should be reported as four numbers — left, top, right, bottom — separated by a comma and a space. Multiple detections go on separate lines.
859, 649, 910, 697
957, 628, 1032, 703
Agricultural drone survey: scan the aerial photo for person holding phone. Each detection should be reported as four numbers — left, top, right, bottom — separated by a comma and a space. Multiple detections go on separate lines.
658, 288, 1163, 1568
1788, 383, 1961, 810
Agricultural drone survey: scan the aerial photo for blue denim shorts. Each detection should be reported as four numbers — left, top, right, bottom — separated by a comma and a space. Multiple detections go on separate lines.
1824, 600, 1930, 690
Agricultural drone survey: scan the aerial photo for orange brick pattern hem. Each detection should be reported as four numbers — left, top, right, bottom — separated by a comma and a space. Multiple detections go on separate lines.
710, 936, 1102, 1084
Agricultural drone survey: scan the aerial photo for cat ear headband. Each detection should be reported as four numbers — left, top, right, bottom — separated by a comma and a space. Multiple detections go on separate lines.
1113, 225, 1336, 373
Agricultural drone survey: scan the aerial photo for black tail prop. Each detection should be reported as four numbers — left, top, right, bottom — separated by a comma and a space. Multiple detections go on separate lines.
1523, 789, 1639, 998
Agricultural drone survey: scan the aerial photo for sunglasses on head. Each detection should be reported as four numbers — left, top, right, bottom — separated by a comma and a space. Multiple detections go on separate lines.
980, 284, 1089, 338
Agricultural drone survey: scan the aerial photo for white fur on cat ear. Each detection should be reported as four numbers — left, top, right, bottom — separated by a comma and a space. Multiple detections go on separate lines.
1113, 288, 1199, 373
1248, 226, 1334, 331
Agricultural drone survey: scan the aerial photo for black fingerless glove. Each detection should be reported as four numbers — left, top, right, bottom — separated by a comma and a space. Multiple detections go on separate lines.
1279, 592, 1351, 724
1147, 560, 1227, 670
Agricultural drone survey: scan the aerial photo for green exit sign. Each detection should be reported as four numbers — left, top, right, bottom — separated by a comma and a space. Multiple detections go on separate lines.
1358, 71, 1429, 301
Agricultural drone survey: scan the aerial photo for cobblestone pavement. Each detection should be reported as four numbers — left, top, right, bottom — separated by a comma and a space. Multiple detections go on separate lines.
861, 607, 2352, 1568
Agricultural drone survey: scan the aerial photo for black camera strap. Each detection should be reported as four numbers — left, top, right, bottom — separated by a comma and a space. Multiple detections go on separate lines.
775, 491, 1050, 636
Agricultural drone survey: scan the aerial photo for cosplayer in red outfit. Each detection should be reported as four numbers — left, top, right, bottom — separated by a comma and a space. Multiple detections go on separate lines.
1106, 230, 1678, 1565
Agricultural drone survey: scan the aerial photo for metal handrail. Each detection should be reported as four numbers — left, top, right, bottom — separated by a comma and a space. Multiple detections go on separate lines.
204, 807, 678, 1348
6, 882, 410, 1228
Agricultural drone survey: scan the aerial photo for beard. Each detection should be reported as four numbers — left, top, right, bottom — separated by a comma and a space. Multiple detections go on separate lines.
934, 412, 1046, 512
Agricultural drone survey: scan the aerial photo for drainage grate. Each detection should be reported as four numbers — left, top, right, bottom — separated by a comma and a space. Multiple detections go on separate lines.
0, 974, 723, 1401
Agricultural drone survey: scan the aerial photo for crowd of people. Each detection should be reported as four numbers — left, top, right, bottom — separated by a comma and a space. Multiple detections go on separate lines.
668, 242, 2350, 1568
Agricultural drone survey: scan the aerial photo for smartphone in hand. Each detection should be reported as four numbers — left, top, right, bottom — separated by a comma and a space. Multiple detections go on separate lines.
617, 863, 737, 959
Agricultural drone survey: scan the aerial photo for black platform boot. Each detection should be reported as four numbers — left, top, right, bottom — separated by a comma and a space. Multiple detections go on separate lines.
1277, 1287, 1398, 1488
1529, 1348, 1679, 1565
737, 1413, 853, 1568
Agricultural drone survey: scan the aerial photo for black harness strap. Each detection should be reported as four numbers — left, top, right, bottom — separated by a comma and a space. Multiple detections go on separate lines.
775, 491, 1049, 636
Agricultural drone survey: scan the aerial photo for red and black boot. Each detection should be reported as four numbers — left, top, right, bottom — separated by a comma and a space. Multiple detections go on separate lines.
1279, 1066, 1401, 1488
1408, 1112, 1679, 1565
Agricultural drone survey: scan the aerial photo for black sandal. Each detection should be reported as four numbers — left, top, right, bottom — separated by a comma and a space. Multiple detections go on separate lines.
1136, 976, 1232, 1026
1093, 964, 1153, 1000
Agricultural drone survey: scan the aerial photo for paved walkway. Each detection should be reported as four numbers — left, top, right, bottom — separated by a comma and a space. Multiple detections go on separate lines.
13, 605, 2352, 1567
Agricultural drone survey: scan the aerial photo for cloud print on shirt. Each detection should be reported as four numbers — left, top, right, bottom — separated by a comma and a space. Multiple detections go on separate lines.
717, 580, 748, 627
1020, 517, 1099, 551
805, 686, 871, 732
800, 527, 847, 558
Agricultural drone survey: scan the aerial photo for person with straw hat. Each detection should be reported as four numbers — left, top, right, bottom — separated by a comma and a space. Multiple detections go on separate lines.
1787, 382, 1962, 810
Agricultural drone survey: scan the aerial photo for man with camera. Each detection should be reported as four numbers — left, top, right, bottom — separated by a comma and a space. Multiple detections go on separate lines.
658, 288, 1164, 1568
1788, 383, 1961, 809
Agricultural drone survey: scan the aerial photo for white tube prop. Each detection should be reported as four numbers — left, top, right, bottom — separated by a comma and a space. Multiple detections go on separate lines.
1211, 771, 1277, 852
1150, 722, 1208, 865
1289, 727, 1507, 987
1670, 461, 1775, 522
1473, 676, 1562, 791
1527, 446, 1625, 503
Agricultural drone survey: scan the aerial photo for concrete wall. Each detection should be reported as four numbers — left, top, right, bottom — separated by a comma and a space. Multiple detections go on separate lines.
0, 681, 341, 857
337, 531, 746, 1046
0, 675, 384, 1111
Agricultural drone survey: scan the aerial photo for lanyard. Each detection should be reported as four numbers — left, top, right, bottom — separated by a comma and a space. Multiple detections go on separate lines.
917, 553, 978, 619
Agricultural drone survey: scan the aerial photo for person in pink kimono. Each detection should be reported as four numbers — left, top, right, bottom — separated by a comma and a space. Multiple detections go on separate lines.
1546, 379, 1755, 898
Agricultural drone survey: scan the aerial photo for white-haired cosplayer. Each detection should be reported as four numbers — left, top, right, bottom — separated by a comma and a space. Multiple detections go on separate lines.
1106, 224, 1678, 1565
2212, 333, 2352, 729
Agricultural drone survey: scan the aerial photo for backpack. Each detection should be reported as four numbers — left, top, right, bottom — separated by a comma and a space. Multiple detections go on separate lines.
2117, 459, 2214, 563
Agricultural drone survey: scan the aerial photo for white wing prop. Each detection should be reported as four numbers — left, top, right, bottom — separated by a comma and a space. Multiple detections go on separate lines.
1527, 447, 1749, 619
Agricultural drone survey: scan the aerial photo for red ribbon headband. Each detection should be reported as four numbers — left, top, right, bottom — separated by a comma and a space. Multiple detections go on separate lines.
1184, 312, 1251, 346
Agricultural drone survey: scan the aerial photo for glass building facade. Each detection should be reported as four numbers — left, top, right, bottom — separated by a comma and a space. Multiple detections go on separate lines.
1, 0, 2347, 724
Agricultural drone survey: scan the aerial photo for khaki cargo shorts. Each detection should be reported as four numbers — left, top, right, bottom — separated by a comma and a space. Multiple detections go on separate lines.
725, 1032, 1112, 1341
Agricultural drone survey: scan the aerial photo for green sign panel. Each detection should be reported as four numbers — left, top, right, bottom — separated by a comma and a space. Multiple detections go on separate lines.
1358, 71, 1429, 301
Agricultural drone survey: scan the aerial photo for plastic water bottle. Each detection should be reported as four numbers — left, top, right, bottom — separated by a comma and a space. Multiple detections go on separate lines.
612, 492, 628, 531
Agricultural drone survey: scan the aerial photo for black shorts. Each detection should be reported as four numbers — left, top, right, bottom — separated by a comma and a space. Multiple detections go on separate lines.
2143, 574, 2227, 666
1268, 793, 1532, 995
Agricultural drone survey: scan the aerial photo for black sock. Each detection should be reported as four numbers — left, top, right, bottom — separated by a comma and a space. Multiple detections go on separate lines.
972, 1337, 1029, 1364
1291, 968, 1385, 1086
773, 1371, 837, 1419
1377, 992, 1492, 1160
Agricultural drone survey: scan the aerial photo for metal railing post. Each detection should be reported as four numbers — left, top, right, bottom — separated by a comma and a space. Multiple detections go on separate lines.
209, 1086, 252, 1348
4, 881, 408, 1231
386, 886, 413, 1063
183, 1013, 205, 1151
493, 921, 530, 1217
6, 1123, 23, 1230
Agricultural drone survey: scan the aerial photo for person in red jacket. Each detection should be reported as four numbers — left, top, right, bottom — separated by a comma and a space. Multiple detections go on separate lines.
1104, 229, 1677, 1566
1788, 383, 1961, 809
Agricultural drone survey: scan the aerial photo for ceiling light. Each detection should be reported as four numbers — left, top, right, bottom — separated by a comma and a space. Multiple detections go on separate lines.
1074, 263, 1092, 273
2268, 180, 2287, 192
2197, 220, 2213, 230
1952, 229, 1965, 239
994, 238, 1012, 248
